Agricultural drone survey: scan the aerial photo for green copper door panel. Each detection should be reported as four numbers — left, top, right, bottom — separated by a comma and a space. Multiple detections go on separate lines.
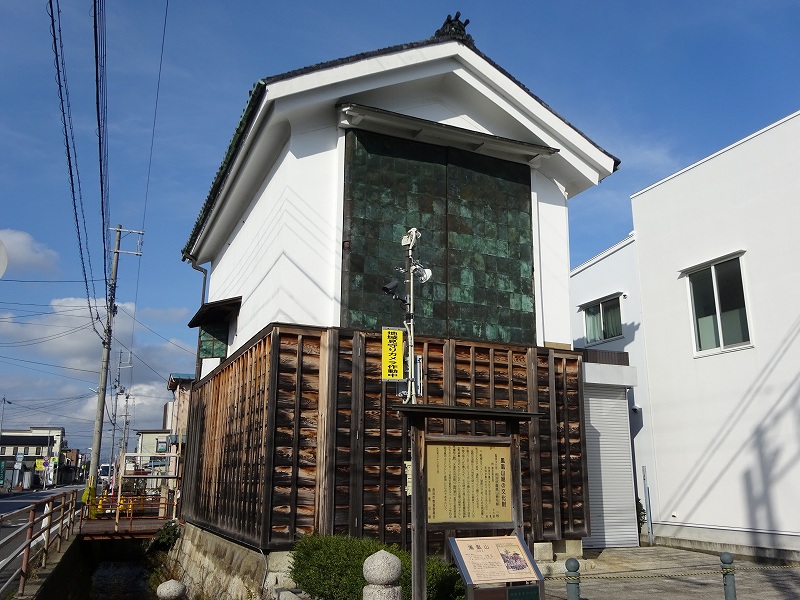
342, 130, 535, 345
342, 130, 448, 336
446, 148, 534, 345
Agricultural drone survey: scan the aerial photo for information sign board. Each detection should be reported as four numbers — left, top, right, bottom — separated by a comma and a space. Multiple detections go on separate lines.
448, 535, 543, 586
427, 443, 512, 524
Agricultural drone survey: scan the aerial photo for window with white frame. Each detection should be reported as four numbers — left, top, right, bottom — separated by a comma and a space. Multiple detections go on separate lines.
584, 296, 622, 344
688, 256, 750, 352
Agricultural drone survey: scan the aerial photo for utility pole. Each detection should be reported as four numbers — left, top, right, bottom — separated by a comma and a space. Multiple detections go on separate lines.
119, 392, 131, 467
87, 225, 142, 495
110, 349, 131, 477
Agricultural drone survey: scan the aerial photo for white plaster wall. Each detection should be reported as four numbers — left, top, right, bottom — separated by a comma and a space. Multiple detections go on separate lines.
208, 121, 342, 350
533, 170, 573, 347
631, 111, 800, 552
208, 111, 577, 353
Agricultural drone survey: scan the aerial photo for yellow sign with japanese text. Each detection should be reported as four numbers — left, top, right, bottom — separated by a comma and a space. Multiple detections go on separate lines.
382, 327, 404, 380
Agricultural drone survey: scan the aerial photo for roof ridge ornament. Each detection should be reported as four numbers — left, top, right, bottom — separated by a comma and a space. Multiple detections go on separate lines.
434, 12, 473, 44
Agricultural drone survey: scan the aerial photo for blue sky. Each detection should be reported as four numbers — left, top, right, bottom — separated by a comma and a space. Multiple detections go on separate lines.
1, 1, 798, 457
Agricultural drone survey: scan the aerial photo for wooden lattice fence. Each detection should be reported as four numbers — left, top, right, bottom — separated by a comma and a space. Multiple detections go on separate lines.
181, 324, 589, 551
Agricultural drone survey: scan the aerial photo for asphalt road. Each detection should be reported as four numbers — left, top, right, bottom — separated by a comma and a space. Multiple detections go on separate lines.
0, 484, 84, 591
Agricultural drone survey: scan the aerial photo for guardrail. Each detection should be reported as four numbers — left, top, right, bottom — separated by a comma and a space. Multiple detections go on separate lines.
0, 489, 80, 598
84, 492, 177, 532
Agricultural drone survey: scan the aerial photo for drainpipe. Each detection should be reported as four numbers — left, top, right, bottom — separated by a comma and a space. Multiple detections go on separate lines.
184, 252, 207, 382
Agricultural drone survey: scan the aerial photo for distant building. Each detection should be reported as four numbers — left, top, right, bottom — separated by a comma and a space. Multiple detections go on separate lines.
165, 373, 193, 502
134, 429, 170, 494
0, 427, 66, 489
571, 109, 800, 560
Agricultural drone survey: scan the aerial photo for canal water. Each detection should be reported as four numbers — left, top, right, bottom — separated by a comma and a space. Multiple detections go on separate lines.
37, 538, 161, 599
89, 559, 158, 599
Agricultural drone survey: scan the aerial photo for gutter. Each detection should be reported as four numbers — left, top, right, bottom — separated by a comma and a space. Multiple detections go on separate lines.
183, 252, 207, 381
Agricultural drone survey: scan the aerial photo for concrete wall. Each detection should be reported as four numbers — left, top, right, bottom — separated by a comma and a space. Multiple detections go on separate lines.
169, 522, 294, 600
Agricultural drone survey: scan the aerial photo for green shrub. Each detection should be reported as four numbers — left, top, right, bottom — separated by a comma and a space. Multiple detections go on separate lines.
426, 554, 465, 600
149, 519, 182, 551
290, 534, 464, 600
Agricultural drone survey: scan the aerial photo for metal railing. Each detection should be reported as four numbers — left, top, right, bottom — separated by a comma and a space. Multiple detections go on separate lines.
84, 491, 177, 532
0, 489, 80, 598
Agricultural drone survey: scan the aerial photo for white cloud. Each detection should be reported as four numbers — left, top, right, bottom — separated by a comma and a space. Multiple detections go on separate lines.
0, 229, 59, 275
0, 296, 194, 456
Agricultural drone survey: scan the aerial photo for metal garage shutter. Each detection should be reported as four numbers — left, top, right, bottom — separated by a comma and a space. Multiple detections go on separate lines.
583, 384, 640, 548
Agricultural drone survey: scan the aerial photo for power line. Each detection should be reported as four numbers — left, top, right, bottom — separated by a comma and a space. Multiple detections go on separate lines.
126, 0, 170, 393
6, 402, 96, 424
0, 353, 99, 375
0, 305, 90, 317
111, 336, 168, 382
0, 322, 94, 347
47, 0, 104, 340
0, 279, 105, 284
116, 305, 194, 355
0, 301, 96, 307
93, 0, 111, 301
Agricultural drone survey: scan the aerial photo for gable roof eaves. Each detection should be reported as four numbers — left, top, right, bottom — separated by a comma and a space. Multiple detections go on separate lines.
183, 30, 620, 262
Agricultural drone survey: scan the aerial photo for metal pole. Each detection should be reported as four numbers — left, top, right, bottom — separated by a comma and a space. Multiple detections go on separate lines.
401, 228, 426, 600
18, 507, 35, 596
88, 225, 122, 493
643, 465, 654, 546
404, 238, 415, 404
565, 557, 581, 600
721, 552, 737, 600
109, 350, 123, 474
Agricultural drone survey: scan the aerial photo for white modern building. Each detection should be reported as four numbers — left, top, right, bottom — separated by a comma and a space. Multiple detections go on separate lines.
570, 234, 643, 549
571, 109, 800, 560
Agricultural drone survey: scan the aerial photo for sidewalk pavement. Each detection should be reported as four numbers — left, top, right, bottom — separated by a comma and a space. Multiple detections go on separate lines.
539, 546, 800, 599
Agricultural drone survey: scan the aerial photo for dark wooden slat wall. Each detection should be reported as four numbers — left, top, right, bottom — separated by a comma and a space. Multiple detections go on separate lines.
181, 324, 589, 552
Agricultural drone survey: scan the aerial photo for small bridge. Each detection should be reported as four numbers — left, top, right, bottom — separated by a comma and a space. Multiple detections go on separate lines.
0, 490, 174, 597
78, 492, 176, 539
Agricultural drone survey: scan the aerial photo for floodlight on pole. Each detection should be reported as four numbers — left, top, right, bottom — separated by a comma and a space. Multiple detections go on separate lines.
392, 227, 433, 600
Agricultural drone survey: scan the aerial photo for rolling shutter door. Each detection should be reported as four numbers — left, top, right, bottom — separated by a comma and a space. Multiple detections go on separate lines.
584, 384, 639, 548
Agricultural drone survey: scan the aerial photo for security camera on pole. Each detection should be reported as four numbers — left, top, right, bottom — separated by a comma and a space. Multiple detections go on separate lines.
382, 227, 432, 600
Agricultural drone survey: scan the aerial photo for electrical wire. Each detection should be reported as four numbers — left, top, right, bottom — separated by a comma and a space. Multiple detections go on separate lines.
0, 358, 97, 384
116, 305, 194, 355
125, 0, 170, 394
112, 337, 168, 382
92, 0, 111, 299
0, 353, 99, 374
47, 0, 104, 340
0, 279, 104, 284
0, 322, 95, 347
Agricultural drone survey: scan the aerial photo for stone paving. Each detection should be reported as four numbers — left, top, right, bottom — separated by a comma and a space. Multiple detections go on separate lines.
539, 546, 800, 599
